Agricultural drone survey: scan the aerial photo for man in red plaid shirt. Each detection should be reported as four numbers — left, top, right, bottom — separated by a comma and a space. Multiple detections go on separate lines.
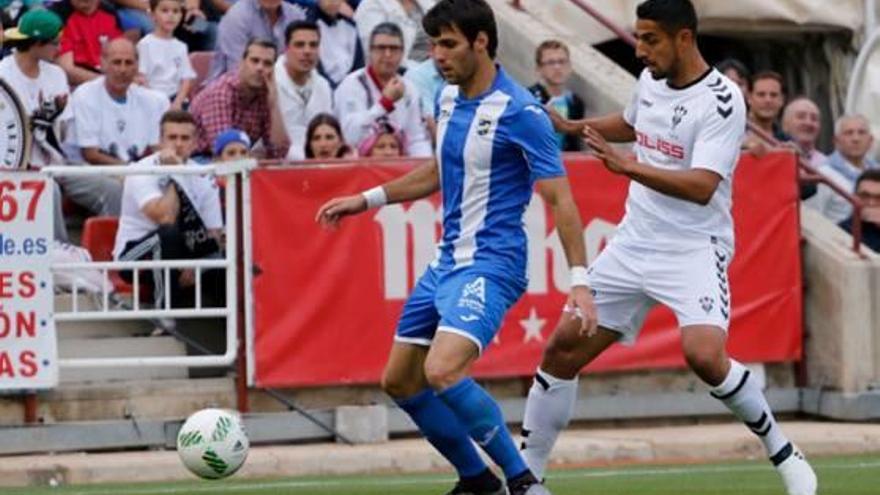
190, 38, 287, 158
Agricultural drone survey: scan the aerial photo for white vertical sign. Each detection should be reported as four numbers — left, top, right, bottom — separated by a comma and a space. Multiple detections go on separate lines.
0, 173, 57, 389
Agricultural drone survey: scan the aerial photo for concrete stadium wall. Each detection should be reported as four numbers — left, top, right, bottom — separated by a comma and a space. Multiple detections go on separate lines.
801, 207, 880, 393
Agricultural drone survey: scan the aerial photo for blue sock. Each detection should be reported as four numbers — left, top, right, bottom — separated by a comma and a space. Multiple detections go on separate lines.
437, 378, 529, 480
396, 388, 488, 478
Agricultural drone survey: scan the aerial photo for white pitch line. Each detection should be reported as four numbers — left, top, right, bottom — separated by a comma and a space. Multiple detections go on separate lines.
36, 460, 880, 495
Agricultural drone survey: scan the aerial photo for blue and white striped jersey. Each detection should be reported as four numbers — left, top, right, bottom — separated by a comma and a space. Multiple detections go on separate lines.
431, 67, 565, 282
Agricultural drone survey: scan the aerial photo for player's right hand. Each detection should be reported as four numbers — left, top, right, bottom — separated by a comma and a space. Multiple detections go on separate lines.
568, 285, 599, 337
315, 195, 368, 229
547, 107, 583, 136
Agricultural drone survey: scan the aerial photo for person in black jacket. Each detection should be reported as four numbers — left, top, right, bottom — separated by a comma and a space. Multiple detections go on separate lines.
528, 39, 585, 152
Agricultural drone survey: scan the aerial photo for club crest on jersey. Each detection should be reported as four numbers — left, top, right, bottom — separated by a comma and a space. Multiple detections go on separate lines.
116, 119, 126, 133
699, 295, 714, 314
672, 105, 688, 131
476, 117, 493, 136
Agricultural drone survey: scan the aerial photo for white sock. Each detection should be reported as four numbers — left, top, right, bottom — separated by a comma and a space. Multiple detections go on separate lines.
711, 360, 791, 462
520, 368, 578, 480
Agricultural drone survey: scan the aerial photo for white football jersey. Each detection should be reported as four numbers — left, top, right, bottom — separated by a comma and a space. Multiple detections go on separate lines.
617, 68, 746, 252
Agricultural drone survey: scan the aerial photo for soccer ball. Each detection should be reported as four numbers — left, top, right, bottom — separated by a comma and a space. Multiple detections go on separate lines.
177, 408, 249, 479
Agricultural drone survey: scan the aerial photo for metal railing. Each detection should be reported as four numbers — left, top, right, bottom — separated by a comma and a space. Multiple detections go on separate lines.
43, 160, 255, 369
510, 0, 867, 255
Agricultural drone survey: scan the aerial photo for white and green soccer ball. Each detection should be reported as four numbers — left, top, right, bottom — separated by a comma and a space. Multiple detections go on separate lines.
177, 408, 250, 479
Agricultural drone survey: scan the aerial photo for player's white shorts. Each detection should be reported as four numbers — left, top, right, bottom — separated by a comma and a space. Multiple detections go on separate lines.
586, 238, 732, 344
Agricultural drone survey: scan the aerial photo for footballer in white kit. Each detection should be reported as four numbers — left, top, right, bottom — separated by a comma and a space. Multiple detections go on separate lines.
590, 65, 743, 342
521, 1, 818, 495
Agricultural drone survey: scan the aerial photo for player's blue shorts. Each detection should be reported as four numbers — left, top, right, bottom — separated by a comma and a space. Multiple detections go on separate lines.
395, 266, 525, 353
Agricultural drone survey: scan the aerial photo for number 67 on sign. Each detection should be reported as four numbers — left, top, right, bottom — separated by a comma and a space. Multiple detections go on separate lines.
0, 173, 56, 390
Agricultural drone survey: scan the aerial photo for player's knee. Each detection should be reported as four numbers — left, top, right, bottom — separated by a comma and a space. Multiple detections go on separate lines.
683, 345, 724, 378
423, 359, 463, 391
541, 335, 584, 379
544, 332, 573, 358
381, 372, 415, 399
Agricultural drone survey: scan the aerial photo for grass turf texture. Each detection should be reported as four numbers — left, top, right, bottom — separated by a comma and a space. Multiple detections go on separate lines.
6, 455, 879, 495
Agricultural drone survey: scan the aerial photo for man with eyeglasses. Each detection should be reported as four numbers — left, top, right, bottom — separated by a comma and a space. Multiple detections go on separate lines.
0, 9, 122, 243
334, 21, 432, 156
840, 170, 880, 253
528, 40, 585, 152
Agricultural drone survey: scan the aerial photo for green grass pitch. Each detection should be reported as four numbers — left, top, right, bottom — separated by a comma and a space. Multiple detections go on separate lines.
6, 454, 879, 495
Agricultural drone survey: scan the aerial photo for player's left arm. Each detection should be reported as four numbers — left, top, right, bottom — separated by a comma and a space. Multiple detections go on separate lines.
584, 131, 722, 205
584, 97, 746, 205
536, 177, 598, 336
515, 103, 598, 335
316, 157, 439, 228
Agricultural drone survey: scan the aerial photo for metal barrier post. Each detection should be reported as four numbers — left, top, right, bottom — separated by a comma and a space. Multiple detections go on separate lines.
23, 394, 37, 423
234, 171, 249, 413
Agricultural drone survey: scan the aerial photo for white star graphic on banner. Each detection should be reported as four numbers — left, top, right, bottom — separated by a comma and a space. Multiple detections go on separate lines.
520, 307, 546, 343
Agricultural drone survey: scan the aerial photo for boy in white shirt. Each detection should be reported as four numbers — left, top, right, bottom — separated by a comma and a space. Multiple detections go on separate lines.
138, 0, 197, 110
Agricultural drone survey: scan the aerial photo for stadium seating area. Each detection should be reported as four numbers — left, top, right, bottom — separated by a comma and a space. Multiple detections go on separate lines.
0, 0, 874, 259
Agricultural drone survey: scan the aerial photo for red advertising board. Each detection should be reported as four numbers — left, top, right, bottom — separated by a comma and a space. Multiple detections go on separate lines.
251, 152, 802, 387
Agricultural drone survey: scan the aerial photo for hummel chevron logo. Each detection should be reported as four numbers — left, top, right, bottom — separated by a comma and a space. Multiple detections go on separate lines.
716, 93, 733, 104
708, 77, 723, 88
717, 106, 733, 119
460, 314, 480, 322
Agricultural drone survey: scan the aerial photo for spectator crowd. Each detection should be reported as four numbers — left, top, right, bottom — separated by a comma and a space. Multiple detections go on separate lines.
724, 59, 880, 252
0, 0, 877, 301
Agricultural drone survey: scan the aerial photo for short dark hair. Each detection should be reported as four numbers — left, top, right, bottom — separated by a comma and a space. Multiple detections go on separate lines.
535, 40, 569, 66
423, 0, 498, 59
636, 0, 698, 35
856, 170, 880, 190
242, 38, 277, 60
149, 0, 182, 11
160, 110, 196, 132
750, 70, 785, 93
717, 58, 749, 80
284, 19, 320, 46
369, 22, 404, 47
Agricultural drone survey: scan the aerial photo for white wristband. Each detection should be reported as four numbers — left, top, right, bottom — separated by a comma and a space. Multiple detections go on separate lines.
570, 265, 589, 288
362, 186, 387, 209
